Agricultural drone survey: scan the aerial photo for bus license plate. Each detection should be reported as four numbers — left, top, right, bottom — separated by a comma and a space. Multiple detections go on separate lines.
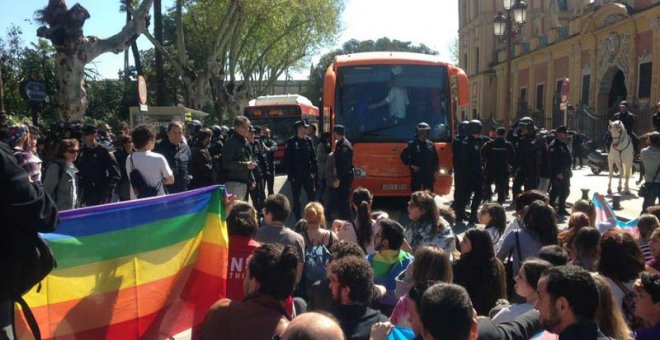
382, 184, 406, 191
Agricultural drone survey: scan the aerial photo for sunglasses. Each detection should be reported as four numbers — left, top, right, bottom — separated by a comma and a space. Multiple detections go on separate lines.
67, 149, 80, 154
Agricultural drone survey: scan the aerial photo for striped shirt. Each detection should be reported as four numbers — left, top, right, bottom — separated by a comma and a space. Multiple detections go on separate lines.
639, 240, 653, 262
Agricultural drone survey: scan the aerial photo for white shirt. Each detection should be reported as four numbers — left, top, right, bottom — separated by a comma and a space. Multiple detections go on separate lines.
491, 303, 535, 324
126, 151, 173, 200
385, 86, 409, 119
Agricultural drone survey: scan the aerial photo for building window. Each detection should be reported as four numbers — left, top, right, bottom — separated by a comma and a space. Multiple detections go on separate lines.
463, 54, 468, 73
475, 48, 480, 73
473, 109, 478, 119
536, 84, 545, 110
558, 0, 568, 11
581, 74, 591, 104
638, 62, 652, 98
555, 80, 563, 98
520, 88, 528, 102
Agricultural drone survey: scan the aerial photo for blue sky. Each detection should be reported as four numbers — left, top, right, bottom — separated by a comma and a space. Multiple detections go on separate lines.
0, 0, 458, 79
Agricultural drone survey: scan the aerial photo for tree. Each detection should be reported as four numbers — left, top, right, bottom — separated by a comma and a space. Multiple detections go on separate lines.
448, 36, 459, 65
36, 0, 154, 122
303, 38, 439, 106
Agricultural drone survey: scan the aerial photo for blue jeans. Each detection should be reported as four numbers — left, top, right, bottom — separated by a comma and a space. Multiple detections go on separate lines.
642, 182, 660, 212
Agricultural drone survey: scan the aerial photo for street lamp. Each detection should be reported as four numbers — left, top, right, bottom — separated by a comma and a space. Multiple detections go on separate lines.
493, 0, 527, 129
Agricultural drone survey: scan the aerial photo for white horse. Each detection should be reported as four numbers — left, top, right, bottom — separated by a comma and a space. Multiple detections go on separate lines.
608, 120, 634, 194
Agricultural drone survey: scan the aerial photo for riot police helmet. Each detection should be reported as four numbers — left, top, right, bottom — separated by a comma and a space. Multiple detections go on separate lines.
517, 116, 535, 132
187, 119, 202, 135
211, 125, 223, 140
458, 121, 470, 137
416, 122, 431, 131
468, 120, 483, 135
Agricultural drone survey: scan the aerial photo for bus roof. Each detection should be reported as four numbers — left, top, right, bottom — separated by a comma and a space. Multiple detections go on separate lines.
247, 94, 315, 108
333, 51, 454, 68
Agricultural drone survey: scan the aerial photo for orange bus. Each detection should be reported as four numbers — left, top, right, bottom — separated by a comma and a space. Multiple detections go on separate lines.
323, 52, 469, 197
243, 94, 322, 168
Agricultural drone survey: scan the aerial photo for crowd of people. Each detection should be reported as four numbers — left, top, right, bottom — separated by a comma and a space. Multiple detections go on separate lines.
1, 102, 660, 340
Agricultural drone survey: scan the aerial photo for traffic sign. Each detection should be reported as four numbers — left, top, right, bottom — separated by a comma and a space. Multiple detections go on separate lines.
138, 75, 148, 105
23, 81, 47, 102
560, 78, 570, 103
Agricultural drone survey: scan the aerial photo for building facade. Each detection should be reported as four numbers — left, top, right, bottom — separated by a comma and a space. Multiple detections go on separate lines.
459, 0, 660, 140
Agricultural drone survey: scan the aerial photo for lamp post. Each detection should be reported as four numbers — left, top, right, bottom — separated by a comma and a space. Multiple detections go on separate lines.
494, 0, 527, 129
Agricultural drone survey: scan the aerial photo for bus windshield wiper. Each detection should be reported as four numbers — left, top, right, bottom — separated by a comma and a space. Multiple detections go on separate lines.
355, 124, 399, 140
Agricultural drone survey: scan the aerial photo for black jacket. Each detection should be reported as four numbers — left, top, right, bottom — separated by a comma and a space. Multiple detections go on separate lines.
653, 112, 660, 132
477, 310, 543, 340
334, 138, 354, 181
557, 321, 610, 340
332, 304, 387, 340
283, 135, 317, 179
611, 111, 635, 136
481, 137, 515, 174
548, 138, 572, 178
190, 143, 213, 189
222, 131, 254, 184
400, 137, 439, 178
154, 139, 191, 193
76, 143, 121, 201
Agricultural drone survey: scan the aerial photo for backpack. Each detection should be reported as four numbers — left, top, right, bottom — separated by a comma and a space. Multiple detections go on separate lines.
325, 152, 338, 188
302, 231, 334, 292
129, 156, 161, 198
613, 279, 646, 330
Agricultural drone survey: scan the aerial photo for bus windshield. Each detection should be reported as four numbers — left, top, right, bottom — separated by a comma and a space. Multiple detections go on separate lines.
244, 106, 301, 143
335, 64, 451, 143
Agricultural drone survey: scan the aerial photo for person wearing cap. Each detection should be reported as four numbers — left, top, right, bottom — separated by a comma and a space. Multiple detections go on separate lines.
652, 102, 660, 132
76, 124, 121, 206
481, 127, 515, 205
327, 124, 354, 221
611, 100, 638, 153
154, 121, 192, 194
548, 126, 572, 215
400, 122, 440, 192
283, 120, 318, 221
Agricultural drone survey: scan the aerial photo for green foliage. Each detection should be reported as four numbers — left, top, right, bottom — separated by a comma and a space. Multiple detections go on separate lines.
302, 38, 439, 106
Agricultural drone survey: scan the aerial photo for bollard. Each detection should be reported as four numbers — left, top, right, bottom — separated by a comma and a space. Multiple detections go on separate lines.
581, 188, 590, 200
611, 194, 622, 210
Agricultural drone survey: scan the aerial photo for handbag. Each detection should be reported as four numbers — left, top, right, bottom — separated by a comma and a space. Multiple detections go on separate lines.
639, 164, 660, 198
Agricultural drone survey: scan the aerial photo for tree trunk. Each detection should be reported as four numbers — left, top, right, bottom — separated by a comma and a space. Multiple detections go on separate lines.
154, 0, 164, 105
53, 53, 88, 121
0, 59, 5, 113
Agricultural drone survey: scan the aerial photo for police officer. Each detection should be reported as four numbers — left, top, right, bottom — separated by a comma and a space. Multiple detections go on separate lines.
261, 127, 277, 195
611, 101, 638, 153
248, 126, 268, 214
548, 126, 572, 215
653, 102, 660, 132
455, 120, 487, 224
452, 120, 470, 216
481, 127, 515, 204
284, 120, 318, 221
76, 125, 121, 206
328, 124, 353, 221
186, 119, 203, 144
209, 125, 225, 184
511, 117, 543, 200
400, 122, 439, 192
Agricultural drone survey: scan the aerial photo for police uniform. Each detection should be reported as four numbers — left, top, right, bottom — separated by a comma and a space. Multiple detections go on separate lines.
548, 127, 572, 214
208, 126, 225, 184
452, 121, 470, 214
77, 127, 121, 206
481, 131, 515, 204
400, 123, 440, 192
611, 101, 638, 153
249, 127, 269, 214
284, 121, 318, 221
261, 133, 277, 195
511, 118, 544, 198
454, 120, 486, 223
328, 125, 354, 221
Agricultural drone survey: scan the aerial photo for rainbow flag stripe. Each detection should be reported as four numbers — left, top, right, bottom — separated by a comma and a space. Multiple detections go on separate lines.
16, 186, 229, 339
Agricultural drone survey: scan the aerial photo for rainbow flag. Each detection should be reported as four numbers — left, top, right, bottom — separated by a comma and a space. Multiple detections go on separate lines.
15, 186, 229, 339
592, 192, 639, 237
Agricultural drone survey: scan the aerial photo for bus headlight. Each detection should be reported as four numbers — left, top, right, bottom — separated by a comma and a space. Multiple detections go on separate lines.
353, 168, 367, 177
438, 167, 450, 176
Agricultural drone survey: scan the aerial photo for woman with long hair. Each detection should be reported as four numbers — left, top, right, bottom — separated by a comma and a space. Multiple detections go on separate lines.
42, 139, 81, 211
572, 199, 596, 227
333, 187, 376, 253
558, 212, 591, 255
453, 229, 507, 316
301, 202, 337, 247
593, 275, 633, 340
570, 227, 601, 272
491, 258, 552, 323
390, 246, 452, 328
403, 191, 455, 257
497, 200, 558, 275
8, 124, 42, 185
479, 203, 507, 244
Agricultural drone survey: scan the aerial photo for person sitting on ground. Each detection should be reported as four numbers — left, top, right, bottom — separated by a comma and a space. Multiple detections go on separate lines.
647, 228, 660, 274
225, 201, 260, 301
497, 200, 558, 276
333, 187, 378, 254
496, 190, 549, 252
597, 228, 646, 327
454, 229, 507, 316
328, 255, 388, 340
646, 205, 660, 221
558, 212, 591, 256
42, 138, 80, 211
492, 259, 552, 324
538, 244, 569, 267
200, 243, 298, 340
127, 125, 174, 199
569, 227, 601, 272
638, 214, 659, 262
368, 219, 414, 316
255, 194, 305, 286
403, 191, 455, 257
592, 274, 633, 340
390, 246, 452, 328
280, 312, 345, 340
298, 202, 338, 296
572, 199, 596, 228
536, 265, 609, 339
479, 203, 507, 245
633, 272, 660, 340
